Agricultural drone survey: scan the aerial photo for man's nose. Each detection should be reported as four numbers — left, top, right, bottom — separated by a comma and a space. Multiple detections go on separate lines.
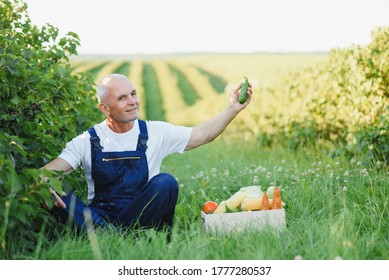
127, 96, 136, 105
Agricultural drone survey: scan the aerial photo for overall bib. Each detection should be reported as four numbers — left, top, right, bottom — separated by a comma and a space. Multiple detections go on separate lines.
59, 120, 179, 231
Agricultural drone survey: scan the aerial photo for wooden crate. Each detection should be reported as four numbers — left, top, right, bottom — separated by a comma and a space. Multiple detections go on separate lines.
201, 209, 286, 233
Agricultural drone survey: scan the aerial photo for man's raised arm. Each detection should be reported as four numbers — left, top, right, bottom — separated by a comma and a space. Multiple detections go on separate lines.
185, 81, 253, 151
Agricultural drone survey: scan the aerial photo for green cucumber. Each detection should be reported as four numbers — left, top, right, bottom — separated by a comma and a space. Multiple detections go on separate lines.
238, 76, 249, 104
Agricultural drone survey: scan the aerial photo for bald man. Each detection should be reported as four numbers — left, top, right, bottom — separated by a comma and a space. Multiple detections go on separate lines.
43, 73, 252, 231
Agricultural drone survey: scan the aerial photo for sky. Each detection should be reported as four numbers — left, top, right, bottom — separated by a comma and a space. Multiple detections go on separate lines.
23, 0, 389, 55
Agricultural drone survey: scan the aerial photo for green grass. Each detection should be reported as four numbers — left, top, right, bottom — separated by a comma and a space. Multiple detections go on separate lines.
24, 139, 388, 260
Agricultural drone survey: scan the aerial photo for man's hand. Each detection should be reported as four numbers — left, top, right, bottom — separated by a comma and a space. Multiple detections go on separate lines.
185, 79, 254, 151
230, 81, 253, 112
41, 188, 66, 210
40, 158, 73, 210
50, 188, 66, 209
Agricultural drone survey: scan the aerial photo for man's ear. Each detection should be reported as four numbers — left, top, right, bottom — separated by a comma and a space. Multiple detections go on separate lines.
99, 102, 110, 116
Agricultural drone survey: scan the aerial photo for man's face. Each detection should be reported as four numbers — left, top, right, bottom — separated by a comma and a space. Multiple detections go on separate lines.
102, 78, 140, 123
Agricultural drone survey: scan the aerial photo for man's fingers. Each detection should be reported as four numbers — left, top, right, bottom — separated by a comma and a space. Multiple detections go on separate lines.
52, 191, 66, 209
49, 187, 66, 209
233, 82, 242, 93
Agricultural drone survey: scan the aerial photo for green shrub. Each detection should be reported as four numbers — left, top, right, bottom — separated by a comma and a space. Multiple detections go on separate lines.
0, 0, 101, 258
253, 27, 388, 162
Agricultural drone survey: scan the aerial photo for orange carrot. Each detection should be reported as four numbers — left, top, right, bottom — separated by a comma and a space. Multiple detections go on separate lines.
272, 187, 282, 209
261, 191, 270, 210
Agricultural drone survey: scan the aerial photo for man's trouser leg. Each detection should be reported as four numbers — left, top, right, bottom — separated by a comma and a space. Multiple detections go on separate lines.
114, 173, 179, 230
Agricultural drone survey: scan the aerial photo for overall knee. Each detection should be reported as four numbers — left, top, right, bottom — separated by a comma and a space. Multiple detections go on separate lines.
148, 173, 178, 200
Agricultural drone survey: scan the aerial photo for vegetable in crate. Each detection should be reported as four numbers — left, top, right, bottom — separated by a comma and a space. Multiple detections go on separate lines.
202, 201, 218, 214
240, 185, 263, 198
266, 186, 275, 198
261, 191, 270, 210
241, 198, 262, 211
213, 201, 227, 214
272, 187, 282, 209
226, 191, 246, 210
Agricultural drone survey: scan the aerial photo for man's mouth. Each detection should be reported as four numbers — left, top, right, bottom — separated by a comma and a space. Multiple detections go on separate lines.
126, 107, 137, 113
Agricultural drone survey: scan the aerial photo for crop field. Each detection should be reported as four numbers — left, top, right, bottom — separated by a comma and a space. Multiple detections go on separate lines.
69, 53, 327, 125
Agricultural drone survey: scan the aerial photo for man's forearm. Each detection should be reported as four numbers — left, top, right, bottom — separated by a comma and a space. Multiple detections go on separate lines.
41, 157, 73, 173
186, 104, 238, 150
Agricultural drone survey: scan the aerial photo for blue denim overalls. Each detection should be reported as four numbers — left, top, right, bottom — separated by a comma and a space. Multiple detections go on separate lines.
59, 120, 179, 231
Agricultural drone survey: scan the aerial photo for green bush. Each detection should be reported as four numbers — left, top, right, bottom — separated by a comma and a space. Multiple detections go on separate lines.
253, 27, 388, 162
0, 0, 101, 258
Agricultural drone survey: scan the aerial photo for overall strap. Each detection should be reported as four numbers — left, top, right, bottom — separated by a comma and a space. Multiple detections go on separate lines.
137, 120, 148, 152
88, 127, 102, 150
87, 127, 102, 180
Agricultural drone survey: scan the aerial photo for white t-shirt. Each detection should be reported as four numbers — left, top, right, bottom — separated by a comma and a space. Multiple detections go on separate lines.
59, 119, 193, 201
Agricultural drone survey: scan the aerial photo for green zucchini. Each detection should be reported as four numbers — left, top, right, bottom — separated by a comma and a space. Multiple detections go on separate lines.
238, 76, 249, 104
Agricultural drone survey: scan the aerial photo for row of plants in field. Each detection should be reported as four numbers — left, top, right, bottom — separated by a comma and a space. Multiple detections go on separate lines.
83, 61, 109, 79
142, 62, 166, 120
167, 63, 199, 106
114, 62, 131, 77
150, 60, 188, 122
193, 65, 228, 94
